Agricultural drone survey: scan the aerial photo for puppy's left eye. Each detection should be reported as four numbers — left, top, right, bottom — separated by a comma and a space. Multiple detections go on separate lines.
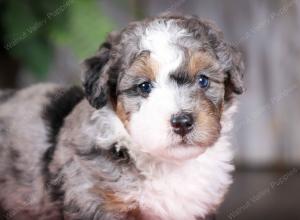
137, 81, 153, 96
198, 74, 210, 89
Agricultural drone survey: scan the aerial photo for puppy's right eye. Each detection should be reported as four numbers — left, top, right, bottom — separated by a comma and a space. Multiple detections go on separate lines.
137, 81, 153, 96
198, 74, 210, 89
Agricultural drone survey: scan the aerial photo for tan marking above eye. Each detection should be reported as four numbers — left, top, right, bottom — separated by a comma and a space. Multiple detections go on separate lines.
129, 53, 159, 81
188, 52, 216, 76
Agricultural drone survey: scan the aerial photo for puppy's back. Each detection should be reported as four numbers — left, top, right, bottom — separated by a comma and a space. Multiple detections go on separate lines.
0, 84, 83, 219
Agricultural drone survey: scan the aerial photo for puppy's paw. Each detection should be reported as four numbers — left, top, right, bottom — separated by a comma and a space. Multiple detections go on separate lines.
114, 136, 134, 151
110, 144, 131, 163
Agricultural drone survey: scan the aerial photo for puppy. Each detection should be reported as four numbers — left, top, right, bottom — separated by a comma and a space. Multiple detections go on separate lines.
0, 14, 244, 220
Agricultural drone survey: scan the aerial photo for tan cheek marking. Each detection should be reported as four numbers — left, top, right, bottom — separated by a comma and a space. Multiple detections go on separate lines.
130, 56, 159, 81
188, 52, 215, 76
196, 101, 221, 146
116, 100, 129, 128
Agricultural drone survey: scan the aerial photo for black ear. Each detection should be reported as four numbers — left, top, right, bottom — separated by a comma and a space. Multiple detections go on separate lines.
81, 42, 112, 109
226, 46, 245, 95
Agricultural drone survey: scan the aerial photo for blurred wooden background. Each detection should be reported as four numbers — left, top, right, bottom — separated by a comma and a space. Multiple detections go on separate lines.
1, 1, 299, 219
2, 0, 299, 168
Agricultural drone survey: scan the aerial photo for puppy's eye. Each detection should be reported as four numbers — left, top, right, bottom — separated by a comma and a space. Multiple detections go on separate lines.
198, 74, 210, 89
137, 81, 153, 95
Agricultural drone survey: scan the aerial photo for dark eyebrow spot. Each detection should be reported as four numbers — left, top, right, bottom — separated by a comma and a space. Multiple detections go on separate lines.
170, 71, 193, 85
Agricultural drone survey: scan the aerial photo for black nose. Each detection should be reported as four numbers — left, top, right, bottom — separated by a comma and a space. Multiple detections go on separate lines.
170, 112, 194, 136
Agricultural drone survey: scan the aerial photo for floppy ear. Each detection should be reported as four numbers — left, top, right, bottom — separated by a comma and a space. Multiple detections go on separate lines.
204, 21, 245, 100
81, 40, 114, 109
222, 46, 245, 103
81, 31, 121, 109
226, 46, 245, 94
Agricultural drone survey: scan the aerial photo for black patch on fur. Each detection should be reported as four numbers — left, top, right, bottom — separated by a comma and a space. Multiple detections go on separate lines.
170, 71, 193, 85
77, 143, 131, 164
83, 42, 111, 109
110, 145, 131, 163
0, 90, 16, 104
41, 86, 84, 203
42, 86, 84, 148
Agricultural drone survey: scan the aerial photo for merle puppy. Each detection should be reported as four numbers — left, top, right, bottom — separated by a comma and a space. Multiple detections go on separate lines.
0, 14, 244, 220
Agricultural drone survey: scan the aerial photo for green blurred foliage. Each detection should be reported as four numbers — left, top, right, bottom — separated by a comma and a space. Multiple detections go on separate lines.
2, 0, 114, 79
51, 0, 114, 60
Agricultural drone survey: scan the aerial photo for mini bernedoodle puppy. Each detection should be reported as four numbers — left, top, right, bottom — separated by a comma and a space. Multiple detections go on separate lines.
0, 14, 244, 220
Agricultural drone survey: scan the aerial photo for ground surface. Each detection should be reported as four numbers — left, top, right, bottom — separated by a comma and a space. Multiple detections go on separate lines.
218, 169, 300, 220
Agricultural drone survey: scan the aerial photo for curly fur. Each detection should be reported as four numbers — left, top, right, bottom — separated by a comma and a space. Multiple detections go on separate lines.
0, 14, 244, 220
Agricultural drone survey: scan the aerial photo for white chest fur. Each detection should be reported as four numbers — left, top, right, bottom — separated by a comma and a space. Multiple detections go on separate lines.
136, 136, 234, 220
93, 105, 236, 220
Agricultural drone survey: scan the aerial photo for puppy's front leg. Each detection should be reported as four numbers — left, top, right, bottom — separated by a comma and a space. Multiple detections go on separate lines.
90, 106, 134, 151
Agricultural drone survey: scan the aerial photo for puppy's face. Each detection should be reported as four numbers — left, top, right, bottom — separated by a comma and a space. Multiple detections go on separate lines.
82, 15, 244, 161
117, 50, 223, 161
